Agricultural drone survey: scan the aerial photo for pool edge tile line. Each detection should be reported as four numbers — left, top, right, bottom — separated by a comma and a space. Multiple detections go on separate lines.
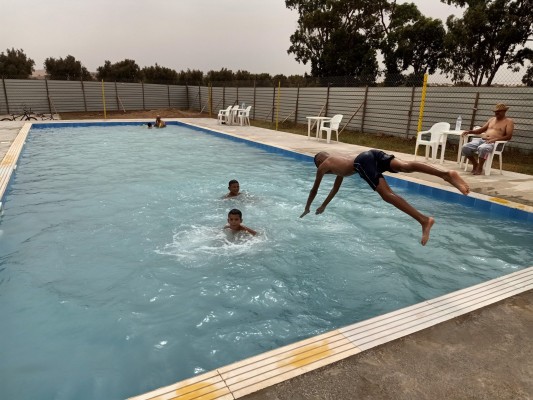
0, 123, 31, 203
128, 266, 533, 400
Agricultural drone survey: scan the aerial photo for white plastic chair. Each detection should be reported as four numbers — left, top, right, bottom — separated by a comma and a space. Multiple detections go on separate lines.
217, 106, 232, 124
318, 114, 343, 143
230, 105, 240, 125
414, 122, 450, 162
459, 126, 481, 168
238, 106, 252, 126
464, 140, 508, 176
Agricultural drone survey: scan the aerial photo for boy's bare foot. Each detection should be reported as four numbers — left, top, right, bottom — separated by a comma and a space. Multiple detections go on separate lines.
445, 170, 470, 195
421, 217, 435, 246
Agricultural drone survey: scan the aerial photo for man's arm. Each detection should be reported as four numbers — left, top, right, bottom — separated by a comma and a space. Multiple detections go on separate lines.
462, 120, 489, 136
316, 176, 344, 214
300, 168, 326, 218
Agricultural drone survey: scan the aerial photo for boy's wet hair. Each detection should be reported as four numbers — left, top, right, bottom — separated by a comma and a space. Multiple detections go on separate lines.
147, 122, 152, 127
228, 208, 242, 219
228, 179, 239, 186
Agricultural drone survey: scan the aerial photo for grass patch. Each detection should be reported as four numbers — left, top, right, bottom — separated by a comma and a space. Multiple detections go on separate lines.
251, 120, 533, 176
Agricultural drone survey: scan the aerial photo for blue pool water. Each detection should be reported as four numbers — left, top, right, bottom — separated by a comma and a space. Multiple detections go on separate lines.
0, 124, 531, 399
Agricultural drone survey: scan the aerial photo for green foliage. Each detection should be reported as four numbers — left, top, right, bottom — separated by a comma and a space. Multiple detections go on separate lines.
44, 55, 92, 81
177, 69, 204, 85
141, 64, 178, 84
96, 59, 142, 82
440, 0, 533, 86
285, 0, 381, 80
523, 65, 533, 86
0, 48, 35, 78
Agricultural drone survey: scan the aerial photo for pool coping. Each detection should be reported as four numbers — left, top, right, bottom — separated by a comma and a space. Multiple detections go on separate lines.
1, 120, 532, 399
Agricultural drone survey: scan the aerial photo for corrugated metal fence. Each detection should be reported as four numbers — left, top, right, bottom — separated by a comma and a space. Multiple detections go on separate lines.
0, 79, 188, 115
199, 84, 532, 152
1, 79, 531, 152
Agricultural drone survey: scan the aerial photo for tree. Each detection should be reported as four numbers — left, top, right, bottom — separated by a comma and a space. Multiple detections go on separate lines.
440, 0, 533, 86
206, 68, 234, 83
523, 64, 533, 86
96, 59, 142, 82
44, 55, 92, 80
380, 2, 445, 84
285, 0, 381, 80
0, 48, 35, 78
141, 64, 178, 84
177, 69, 204, 85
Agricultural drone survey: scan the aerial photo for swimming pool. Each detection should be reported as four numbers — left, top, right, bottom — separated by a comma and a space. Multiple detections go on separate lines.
0, 123, 531, 399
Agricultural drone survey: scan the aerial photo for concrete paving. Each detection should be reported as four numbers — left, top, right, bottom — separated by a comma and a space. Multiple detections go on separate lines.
1, 119, 532, 399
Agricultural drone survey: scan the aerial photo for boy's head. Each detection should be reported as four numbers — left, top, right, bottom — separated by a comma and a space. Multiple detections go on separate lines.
227, 208, 243, 228
314, 151, 329, 167
228, 179, 240, 195
147, 122, 152, 128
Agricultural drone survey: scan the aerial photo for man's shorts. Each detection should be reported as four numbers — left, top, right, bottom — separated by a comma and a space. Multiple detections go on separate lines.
353, 150, 396, 190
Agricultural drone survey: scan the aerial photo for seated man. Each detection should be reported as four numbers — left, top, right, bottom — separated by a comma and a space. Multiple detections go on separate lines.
461, 103, 514, 175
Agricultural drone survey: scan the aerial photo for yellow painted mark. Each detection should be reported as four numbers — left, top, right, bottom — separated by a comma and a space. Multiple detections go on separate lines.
1, 155, 14, 166
150, 381, 226, 400
489, 197, 510, 205
282, 340, 333, 369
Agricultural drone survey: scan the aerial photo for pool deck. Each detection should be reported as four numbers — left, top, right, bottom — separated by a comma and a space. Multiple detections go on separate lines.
1, 119, 532, 399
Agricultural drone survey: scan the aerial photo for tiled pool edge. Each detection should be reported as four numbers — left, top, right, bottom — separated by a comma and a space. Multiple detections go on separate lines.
128, 267, 533, 400
0, 123, 31, 211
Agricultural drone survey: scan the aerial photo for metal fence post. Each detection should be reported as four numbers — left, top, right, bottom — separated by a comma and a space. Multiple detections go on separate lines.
115, 81, 119, 110
406, 86, 416, 138
470, 92, 480, 129
223, 84, 225, 109
45, 78, 52, 114
167, 84, 171, 108
80, 77, 87, 112
294, 84, 300, 124
142, 81, 145, 110
325, 83, 330, 116
360, 86, 369, 133
198, 85, 202, 112
185, 83, 189, 109
271, 85, 275, 123
253, 81, 256, 120
2, 77, 9, 114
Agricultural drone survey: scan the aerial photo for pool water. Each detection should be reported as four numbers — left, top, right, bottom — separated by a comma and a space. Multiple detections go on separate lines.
0, 124, 531, 399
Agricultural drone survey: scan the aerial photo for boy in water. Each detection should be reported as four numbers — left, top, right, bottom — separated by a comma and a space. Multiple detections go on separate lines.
301, 150, 470, 246
155, 115, 166, 128
225, 209, 257, 236
225, 179, 241, 198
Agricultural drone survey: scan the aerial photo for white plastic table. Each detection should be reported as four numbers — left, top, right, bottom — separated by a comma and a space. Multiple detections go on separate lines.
306, 116, 331, 141
441, 130, 466, 164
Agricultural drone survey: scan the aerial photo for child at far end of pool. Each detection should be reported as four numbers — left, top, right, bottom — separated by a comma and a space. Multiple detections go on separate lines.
224, 208, 257, 236
225, 179, 241, 198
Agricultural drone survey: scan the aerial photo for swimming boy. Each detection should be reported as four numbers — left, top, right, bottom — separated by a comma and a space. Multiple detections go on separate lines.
225, 209, 257, 236
301, 150, 470, 245
155, 116, 166, 128
225, 179, 241, 198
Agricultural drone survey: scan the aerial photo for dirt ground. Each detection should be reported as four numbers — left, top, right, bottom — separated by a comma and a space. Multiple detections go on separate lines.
59, 108, 208, 120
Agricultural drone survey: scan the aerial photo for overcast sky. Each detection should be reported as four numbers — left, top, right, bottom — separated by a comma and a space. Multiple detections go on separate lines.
1, 0, 464, 75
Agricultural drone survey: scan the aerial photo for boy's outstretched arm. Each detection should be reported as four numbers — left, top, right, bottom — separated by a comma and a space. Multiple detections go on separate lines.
316, 176, 343, 214
300, 169, 325, 218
